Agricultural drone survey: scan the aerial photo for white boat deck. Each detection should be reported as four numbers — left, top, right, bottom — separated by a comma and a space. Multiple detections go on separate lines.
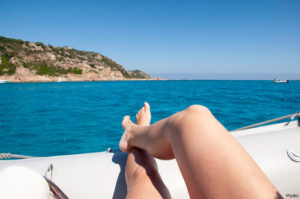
0, 120, 299, 198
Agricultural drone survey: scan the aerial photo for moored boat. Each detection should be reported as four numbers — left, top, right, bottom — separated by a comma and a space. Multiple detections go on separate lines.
273, 79, 289, 83
0, 80, 8, 83
0, 112, 299, 198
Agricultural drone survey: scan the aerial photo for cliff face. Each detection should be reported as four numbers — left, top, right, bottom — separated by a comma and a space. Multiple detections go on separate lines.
0, 36, 151, 82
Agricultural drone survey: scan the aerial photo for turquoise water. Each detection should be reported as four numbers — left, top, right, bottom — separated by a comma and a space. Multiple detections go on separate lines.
0, 80, 299, 156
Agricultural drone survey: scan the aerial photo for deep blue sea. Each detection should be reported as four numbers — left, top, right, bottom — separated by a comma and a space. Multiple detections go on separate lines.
0, 80, 299, 156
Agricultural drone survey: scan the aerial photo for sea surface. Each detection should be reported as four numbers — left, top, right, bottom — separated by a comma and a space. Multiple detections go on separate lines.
0, 80, 299, 156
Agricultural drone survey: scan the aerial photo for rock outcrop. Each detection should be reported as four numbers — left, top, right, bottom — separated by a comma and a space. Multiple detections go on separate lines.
0, 36, 151, 82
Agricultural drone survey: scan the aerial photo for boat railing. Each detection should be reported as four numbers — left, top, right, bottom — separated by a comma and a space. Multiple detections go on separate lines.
0, 153, 34, 159
231, 111, 300, 132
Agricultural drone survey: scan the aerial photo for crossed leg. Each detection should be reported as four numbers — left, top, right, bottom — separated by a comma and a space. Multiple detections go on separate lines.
121, 104, 282, 199
125, 103, 171, 199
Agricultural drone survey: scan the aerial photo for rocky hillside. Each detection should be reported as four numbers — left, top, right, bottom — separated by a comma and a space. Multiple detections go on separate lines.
0, 36, 151, 82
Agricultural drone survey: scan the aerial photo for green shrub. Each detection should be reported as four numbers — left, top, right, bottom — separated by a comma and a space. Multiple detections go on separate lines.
2, 52, 14, 58
0, 56, 16, 75
35, 42, 44, 46
77, 50, 87, 56
16, 39, 24, 44
36, 65, 64, 76
7, 67, 16, 75
36, 65, 53, 76
34, 64, 83, 76
72, 68, 82, 74
22, 62, 29, 68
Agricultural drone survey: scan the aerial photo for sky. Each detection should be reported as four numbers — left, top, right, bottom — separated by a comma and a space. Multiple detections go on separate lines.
0, 0, 300, 79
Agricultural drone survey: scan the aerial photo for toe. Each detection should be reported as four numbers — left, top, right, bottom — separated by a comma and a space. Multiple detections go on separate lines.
144, 102, 150, 111
123, 116, 130, 123
122, 116, 131, 128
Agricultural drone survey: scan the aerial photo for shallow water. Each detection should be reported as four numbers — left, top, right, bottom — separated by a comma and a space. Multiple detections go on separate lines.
0, 80, 299, 156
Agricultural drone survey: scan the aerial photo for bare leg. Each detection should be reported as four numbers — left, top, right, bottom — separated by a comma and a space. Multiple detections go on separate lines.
120, 105, 281, 199
125, 103, 171, 199
126, 148, 171, 199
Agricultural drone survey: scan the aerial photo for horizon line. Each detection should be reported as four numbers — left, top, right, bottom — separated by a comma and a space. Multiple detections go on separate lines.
149, 72, 300, 80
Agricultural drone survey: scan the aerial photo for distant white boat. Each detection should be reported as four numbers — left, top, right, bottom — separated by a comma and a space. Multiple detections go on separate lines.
273, 79, 289, 83
0, 80, 8, 83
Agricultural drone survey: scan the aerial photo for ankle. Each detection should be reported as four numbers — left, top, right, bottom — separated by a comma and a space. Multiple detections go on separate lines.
127, 124, 136, 148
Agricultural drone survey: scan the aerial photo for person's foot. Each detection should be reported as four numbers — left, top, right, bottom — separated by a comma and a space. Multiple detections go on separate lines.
119, 102, 151, 152
119, 116, 135, 152
136, 102, 151, 126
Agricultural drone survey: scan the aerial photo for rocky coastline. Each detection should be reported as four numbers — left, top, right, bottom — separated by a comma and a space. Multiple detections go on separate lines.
0, 36, 156, 82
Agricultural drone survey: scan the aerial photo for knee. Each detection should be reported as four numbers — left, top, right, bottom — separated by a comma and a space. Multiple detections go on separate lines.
184, 105, 210, 114
182, 105, 211, 122
169, 105, 211, 128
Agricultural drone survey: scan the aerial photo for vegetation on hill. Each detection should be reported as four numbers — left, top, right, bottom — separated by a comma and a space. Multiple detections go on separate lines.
0, 36, 150, 79
128, 70, 152, 79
